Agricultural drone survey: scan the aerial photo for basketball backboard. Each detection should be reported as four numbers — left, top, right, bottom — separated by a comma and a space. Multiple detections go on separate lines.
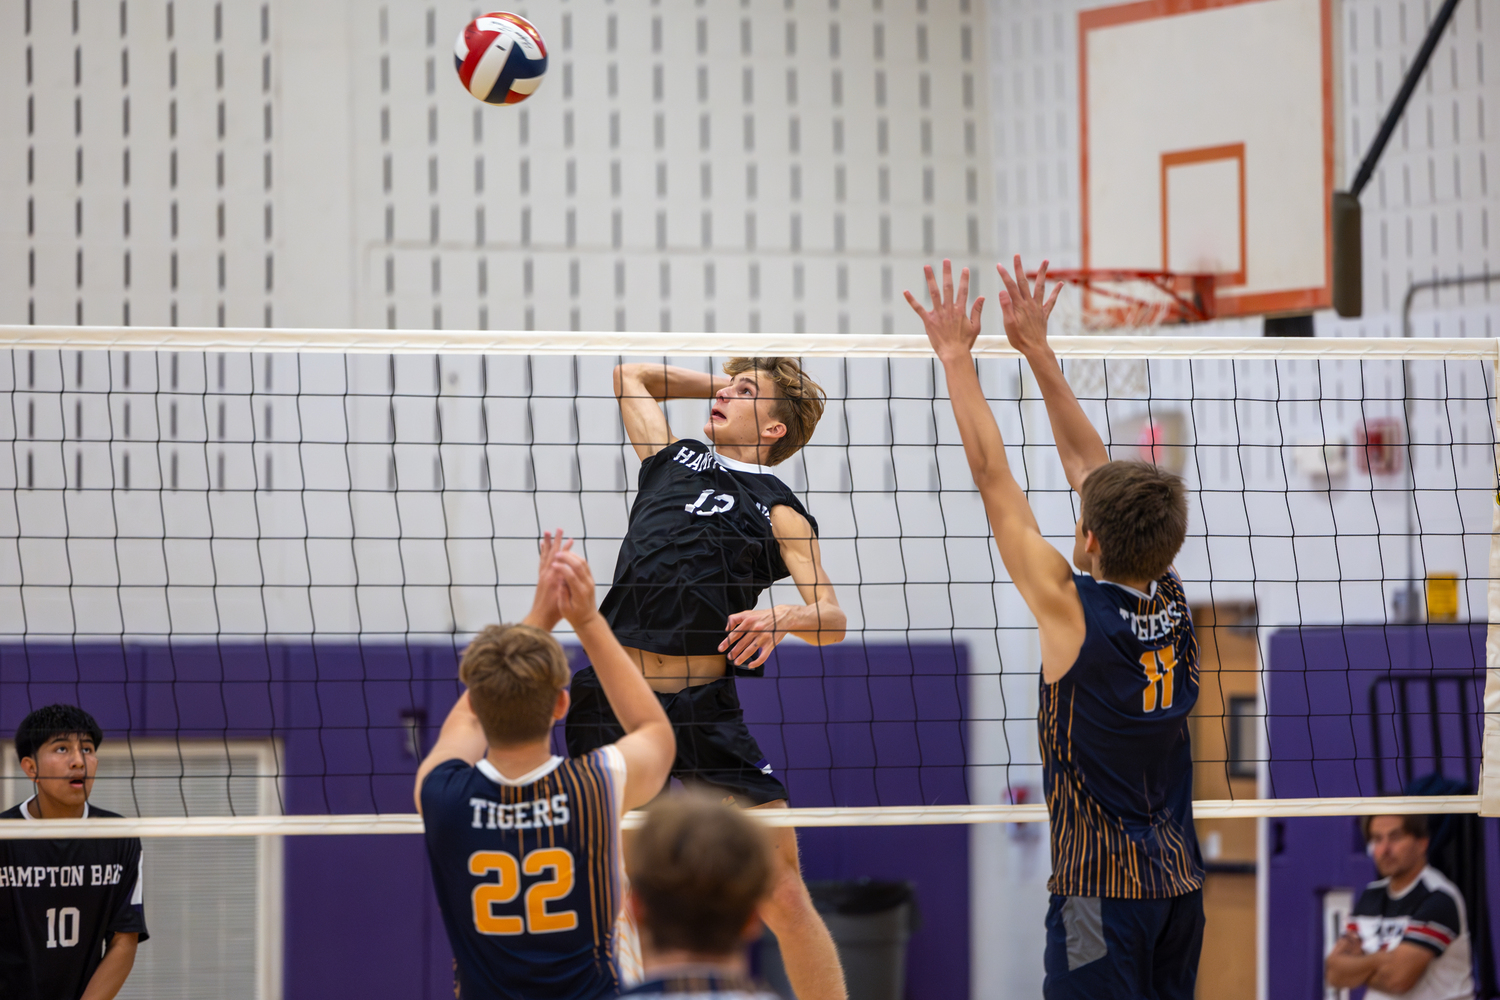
1079, 0, 1336, 318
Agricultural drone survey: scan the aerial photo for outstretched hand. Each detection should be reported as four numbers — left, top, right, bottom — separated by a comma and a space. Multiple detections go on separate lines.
996, 254, 1062, 357
551, 550, 602, 629
904, 260, 985, 364
719, 606, 791, 671
524, 530, 572, 630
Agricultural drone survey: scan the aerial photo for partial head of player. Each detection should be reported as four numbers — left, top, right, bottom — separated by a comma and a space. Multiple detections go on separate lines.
14, 703, 105, 818
622, 792, 779, 998
1072, 460, 1189, 589
460, 622, 571, 747
706, 357, 826, 467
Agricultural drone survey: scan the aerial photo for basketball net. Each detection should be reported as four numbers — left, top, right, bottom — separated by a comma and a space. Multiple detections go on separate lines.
1036, 269, 1219, 399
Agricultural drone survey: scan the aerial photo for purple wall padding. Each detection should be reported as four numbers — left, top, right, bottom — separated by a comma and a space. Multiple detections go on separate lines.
1265, 625, 1499, 1000
0, 641, 969, 1000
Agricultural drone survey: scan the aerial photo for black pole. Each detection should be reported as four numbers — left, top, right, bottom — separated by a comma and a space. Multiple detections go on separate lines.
1348, 0, 1464, 196
1333, 0, 1464, 316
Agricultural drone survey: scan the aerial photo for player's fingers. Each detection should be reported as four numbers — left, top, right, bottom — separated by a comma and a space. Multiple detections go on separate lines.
726, 633, 755, 663
1043, 282, 1063, 320
970, 296, 985, 332
902, 289, 929, 321
957, 266, 970, 309
748, 639, 776, 669
996, 263, 1019, 299
941, 259, 954, 307
1013, 254, 1031, 299
924, 265, 941, 308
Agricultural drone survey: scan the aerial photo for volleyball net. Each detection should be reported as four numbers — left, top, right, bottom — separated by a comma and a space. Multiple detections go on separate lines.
0, 326, 1495, 837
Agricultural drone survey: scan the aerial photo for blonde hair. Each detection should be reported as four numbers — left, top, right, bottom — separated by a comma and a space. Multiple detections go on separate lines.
722, 357, 826, 466
459, 624, 570, 745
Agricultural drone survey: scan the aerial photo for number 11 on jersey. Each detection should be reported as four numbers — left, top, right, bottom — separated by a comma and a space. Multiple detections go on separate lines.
1140, 646, 1177, 712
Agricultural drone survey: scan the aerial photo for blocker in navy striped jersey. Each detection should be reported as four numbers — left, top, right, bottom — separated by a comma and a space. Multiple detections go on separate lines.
454, 12, 548, 106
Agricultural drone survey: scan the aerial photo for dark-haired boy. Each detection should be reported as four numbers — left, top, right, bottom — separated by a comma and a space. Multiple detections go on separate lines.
0, 704, 148, 1000
908, 258, 1204, 1000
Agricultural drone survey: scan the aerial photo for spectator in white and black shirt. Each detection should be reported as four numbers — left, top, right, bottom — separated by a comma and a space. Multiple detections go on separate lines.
1326, 814, 1473, 1000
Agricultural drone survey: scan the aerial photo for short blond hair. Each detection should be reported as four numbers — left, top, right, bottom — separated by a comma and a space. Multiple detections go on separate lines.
459, 624, 570, 746
723, 357, 826, 466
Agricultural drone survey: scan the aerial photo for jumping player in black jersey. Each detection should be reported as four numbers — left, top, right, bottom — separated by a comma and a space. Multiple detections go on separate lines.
908, 257, 1204, 1000
621, 793, 780, 1000
415, 532, 675, 999
566, 357, 848, 1000
0, 704, 148, 1000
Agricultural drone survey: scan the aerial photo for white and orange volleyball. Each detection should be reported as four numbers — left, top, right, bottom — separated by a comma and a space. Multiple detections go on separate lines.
453, 12, 548, 106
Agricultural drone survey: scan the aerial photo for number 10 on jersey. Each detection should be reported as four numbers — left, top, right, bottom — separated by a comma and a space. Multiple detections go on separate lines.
1140, 646, 1177, 712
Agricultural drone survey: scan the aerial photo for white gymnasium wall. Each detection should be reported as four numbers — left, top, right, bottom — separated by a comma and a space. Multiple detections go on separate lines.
3, 2, 1500, 998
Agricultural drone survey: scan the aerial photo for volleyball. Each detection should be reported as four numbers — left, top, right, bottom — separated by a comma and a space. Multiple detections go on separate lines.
453, 12, 548, 106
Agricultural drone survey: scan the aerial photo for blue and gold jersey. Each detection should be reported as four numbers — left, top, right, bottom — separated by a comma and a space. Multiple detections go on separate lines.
422, 748, 628, 1000
1040, 571, 1204, 899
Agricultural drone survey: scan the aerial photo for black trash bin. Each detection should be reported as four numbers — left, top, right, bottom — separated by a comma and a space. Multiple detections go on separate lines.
758, 879, 917, 1000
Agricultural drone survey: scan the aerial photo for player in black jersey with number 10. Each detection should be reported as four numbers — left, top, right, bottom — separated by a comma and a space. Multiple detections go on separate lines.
566, 357, 848, 1000
0, 704, 148, 1000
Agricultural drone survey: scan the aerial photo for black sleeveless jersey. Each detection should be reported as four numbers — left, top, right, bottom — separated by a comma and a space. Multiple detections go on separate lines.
599, 439, 818, 673
0, 798, 149, 1000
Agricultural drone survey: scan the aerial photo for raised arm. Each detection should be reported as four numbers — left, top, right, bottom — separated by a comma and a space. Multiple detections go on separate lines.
906, 261, 1085, 681
996, 256, 1108, 493
719, 506, 847, 670
614, 363, 731, 461
413, 532, 572, 808
551, 550, 674, 811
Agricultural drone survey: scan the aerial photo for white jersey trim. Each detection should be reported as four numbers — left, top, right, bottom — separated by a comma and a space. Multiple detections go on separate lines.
1099, 578, 1159, 602
18, 795, 90, 820
476, 755, 565, 787
710, 450, 777, 478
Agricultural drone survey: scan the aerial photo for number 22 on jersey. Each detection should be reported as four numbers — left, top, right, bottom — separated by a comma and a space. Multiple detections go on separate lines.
1140, 646, 1177, 712
469, 848, 578, 935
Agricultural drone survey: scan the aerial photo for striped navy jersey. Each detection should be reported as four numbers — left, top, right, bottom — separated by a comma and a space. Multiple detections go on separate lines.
0, 798, 149, 1000
422, 748, 629, 1000
1040, 571, 1204, 899
1349, 865, 1473, 1000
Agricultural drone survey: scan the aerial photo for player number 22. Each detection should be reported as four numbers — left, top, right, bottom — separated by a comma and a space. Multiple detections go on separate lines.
1140, 646, 1177, 712
469, 848, 579, 935
45, 906, 81, 949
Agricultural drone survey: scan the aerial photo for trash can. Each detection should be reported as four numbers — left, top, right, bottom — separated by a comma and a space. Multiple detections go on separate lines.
758, 879, 917, 1000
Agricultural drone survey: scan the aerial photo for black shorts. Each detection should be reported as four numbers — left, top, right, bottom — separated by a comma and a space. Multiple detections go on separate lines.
1042, 891, 1204, 1000
564, 666, 789, 807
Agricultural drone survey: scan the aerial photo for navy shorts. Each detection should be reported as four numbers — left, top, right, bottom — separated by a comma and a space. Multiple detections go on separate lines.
1043, 891, 1204, 1000
564, 666, 789, 807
